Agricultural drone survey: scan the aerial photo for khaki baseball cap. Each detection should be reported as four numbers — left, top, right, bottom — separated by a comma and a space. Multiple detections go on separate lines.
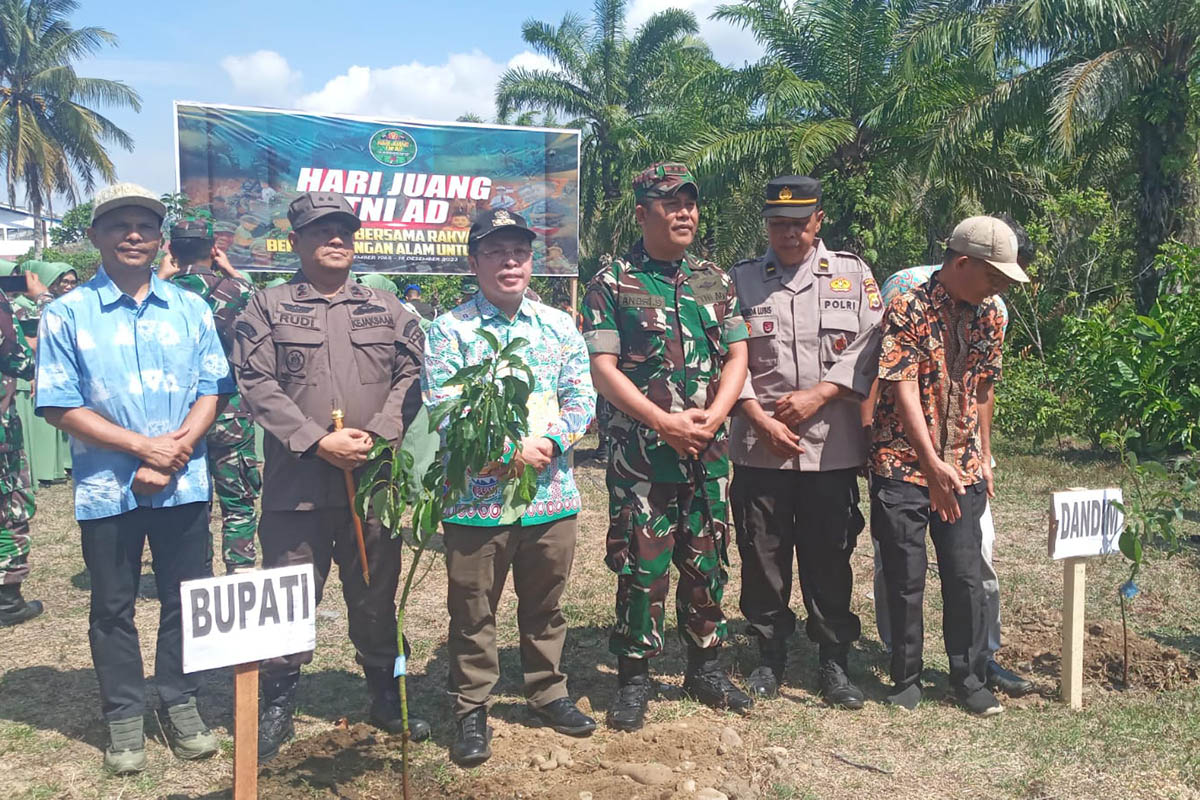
91, 182, 166, 224
947, 216, 1030, 283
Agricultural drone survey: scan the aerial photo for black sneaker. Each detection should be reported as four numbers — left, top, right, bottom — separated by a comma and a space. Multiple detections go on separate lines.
958, 686, 1004, 716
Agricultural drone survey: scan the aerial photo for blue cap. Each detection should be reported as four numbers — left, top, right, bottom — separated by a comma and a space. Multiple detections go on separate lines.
405, 283, 420, 292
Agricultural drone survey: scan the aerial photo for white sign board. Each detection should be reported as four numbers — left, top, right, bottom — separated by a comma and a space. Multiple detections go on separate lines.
181, 564, 316, 673
1049, 488, 1125, 560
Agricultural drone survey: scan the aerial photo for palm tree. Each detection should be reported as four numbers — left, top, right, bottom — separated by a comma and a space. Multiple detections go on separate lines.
495, 0, 708, 265
688, 0, 1044, 269
0, 0, 140, 256
898, 0, 1200, 311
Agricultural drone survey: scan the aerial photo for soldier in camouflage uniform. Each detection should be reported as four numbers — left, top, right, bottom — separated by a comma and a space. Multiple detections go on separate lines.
163, 218, 261, 573
0, 273, 50, 626
582, 162, 752, 731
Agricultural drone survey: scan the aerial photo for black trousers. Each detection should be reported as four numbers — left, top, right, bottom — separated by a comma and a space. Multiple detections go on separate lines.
870, 475, 988, 694
258, 508, 404, 677
731, 466, 863, 646
80, 502, 213, 722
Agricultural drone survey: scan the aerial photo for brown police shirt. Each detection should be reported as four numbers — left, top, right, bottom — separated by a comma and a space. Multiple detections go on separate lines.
232, 273, 424, 511
729, 240, 883, 471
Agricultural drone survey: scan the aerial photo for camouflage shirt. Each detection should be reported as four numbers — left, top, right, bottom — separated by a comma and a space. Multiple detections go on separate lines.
170, 265, 255, 440
582, 239, 748, 482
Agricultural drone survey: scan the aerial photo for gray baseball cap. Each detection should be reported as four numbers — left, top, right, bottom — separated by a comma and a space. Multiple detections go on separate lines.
947, 216, 1031, 283
286, 191, 361, 233
91, 182, 166, 224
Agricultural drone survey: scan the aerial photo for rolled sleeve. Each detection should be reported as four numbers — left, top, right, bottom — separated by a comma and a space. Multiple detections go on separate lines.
581, 274, 620, 355
720, 275, 749, 346
34, 305, 84, 412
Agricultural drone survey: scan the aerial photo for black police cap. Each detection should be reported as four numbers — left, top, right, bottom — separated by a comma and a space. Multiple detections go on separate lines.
763, 176, 822, 219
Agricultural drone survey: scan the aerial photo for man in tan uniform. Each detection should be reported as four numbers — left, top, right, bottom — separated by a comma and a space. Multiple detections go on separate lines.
729, 176, 882, 707
232, 191, 429, 762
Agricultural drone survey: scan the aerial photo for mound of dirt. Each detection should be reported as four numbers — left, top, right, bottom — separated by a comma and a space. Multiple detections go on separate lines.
257, 714, 772, 800
1003, 610, 1199, 692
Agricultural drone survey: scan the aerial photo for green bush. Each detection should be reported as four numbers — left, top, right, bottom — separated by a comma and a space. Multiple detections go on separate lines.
1059, 242, 1200, 454
994, 352, 1084, 448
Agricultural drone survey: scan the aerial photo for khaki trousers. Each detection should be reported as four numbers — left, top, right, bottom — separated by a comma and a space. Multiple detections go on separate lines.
444, 516, 577, 719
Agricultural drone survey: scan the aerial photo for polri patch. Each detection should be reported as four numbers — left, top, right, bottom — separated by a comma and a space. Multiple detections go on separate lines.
829, 277, 853, 292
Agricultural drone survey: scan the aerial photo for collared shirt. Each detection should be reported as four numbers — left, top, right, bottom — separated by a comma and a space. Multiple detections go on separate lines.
35, 269, 234, 521
233, 273, 424, 511
582, 240, 748, 483
422, 293, 595, 527
730, 240, 883, 471
870, 274, 1004, 486
882, 265, 1008, 333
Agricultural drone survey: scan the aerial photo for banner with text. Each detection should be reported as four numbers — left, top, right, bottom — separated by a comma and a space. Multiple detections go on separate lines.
174, 102, 580, 275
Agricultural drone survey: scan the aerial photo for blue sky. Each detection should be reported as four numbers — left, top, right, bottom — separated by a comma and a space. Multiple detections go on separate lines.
69, 0, 761, 200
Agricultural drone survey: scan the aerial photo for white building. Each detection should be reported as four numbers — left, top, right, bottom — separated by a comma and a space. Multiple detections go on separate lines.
0, 202, 61, 259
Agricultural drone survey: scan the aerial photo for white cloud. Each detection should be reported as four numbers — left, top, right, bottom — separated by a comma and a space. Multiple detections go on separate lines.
220, 50, 302, 104
293, 49, 555, 122
627, 0, 763, 66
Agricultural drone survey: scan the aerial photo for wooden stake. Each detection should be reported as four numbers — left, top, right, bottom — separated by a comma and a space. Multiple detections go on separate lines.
569, 276, 578, 312
233, 661, 259, 799
332, 408, 370, 586
1061, 557, 1087, 709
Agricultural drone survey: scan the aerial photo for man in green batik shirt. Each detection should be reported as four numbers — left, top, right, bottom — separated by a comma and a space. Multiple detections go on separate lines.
582, 162, 752, 731
160, 218, 261, 573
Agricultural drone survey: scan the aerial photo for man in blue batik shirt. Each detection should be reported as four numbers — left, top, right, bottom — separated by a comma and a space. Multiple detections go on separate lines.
37, 183, 233, 775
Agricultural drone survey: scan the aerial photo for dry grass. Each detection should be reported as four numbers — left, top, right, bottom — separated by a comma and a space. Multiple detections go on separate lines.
2, 435, 1199, 799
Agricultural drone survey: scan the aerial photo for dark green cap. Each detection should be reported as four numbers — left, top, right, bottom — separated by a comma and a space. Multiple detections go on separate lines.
633, 162, 698, 203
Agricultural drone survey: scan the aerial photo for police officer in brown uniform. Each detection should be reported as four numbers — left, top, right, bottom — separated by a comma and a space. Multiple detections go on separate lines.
232, 191, 430, 761
729, 176, 883, 707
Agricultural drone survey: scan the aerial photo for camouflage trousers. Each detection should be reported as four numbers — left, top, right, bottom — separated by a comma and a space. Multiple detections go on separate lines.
207, 432, 262, 570
0, 429, 35, 585
606, 470, 730, 659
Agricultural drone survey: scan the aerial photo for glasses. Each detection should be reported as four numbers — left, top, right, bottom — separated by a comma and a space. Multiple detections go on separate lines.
477, 247, 533, 261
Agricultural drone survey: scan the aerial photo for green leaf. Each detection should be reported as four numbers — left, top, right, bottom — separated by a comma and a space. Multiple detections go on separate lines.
1118, 528, 1143, 564
478, 328, 502, 353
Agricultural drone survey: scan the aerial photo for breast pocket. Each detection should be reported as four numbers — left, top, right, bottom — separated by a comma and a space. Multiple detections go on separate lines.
819, 311, 860, 367
619, 308, 667, 367
273, 327, 326, 386
349, 325, 395, 385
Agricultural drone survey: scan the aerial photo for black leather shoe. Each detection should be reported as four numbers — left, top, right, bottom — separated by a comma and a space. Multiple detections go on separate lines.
450, 707, 491, 767
0, 583, 43, 627
608, 677, 654, 732
683, 646, 753, 714
818, 659, 865, 710
258, 672, 299, 763
986, 661, 1034, 697
364, 667, 431, 741
746, 638, 786, 699
533, 697, 596, 736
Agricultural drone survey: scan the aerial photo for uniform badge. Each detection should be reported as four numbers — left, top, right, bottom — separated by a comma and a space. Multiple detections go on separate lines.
285, 350, 305, 373
829, 277, 853, 292
493, 209, 515, 227
764, 262, 777, 277
864, 276, 883, 310
763, 321, 774, 333
818, 258, 830, 271
745, 320, 752, 336
778, 186, 793, 200
834, 335, 847, 353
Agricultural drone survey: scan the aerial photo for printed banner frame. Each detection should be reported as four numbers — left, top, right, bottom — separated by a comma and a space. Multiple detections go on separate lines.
173, 101, 580, 276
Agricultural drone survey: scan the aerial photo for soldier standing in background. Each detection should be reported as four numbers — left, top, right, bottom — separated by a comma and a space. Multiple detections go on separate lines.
0, 270, 48, 626
583, 163, 752, 731
160, 218, 261, 574
728, 176, 882, 706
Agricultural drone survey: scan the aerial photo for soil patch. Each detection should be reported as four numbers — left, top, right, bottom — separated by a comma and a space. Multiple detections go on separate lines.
257, 715, 772, 800
1004, 610, 1200, 692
